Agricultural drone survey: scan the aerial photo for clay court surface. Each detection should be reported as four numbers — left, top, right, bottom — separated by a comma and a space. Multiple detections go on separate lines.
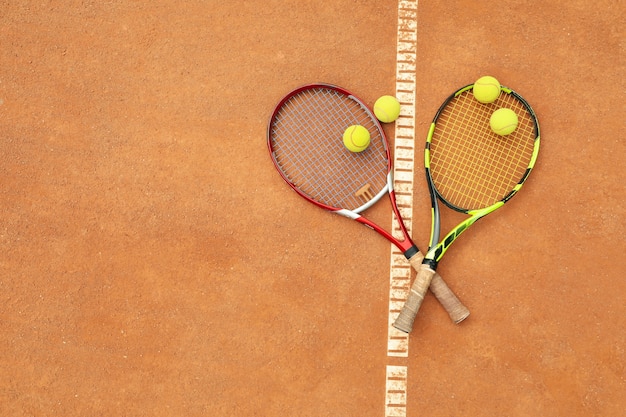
1, 1, 624, 416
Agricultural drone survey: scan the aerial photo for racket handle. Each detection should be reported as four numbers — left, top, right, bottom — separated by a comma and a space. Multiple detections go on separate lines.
404, 252, 470, 325
429, 274, 470, 324
393, 263, 437, 333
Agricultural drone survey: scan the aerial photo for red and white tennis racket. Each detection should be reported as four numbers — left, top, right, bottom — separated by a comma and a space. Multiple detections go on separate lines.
267, 83, 469, 323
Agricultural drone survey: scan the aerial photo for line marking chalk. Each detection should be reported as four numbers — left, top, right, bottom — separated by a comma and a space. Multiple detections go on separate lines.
384, 1, 418, 415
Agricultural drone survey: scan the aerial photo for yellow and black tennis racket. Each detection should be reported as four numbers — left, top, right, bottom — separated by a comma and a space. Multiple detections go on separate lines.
393, 84, 540, 333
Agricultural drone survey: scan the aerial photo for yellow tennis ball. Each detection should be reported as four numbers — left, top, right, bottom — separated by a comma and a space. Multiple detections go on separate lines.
374, 95, 401, 123
343, 125, 370, 152
490, 108, 518, 136
473, 76, 501, 104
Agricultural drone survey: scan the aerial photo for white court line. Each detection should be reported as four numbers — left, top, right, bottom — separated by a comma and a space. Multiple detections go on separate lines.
385, 1, 418, 416
385, 365, 408, 417
387, 0, 418, 359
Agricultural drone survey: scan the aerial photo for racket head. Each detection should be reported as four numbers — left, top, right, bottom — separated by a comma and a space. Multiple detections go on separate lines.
267, 84, 392, 213
425, 84, 540, 213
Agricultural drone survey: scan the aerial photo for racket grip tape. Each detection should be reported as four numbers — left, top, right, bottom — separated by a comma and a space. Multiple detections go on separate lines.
429, 275, 470, 324
404, 251, 469, 325
393, 264, 437, 333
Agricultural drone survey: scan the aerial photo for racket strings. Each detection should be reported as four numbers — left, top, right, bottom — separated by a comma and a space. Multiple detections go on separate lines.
430, 90, 537, 210
270, 87, 389, 211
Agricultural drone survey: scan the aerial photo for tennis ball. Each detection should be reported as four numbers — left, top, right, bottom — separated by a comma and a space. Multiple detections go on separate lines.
489, 108, 518, 136
473, 76, 501, 104
374, 95, 401, 123
343, 125, 370, 152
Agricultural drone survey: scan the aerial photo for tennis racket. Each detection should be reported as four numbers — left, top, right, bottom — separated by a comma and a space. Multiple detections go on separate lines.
267, 83, 469, 323
393, 84, 540, 333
